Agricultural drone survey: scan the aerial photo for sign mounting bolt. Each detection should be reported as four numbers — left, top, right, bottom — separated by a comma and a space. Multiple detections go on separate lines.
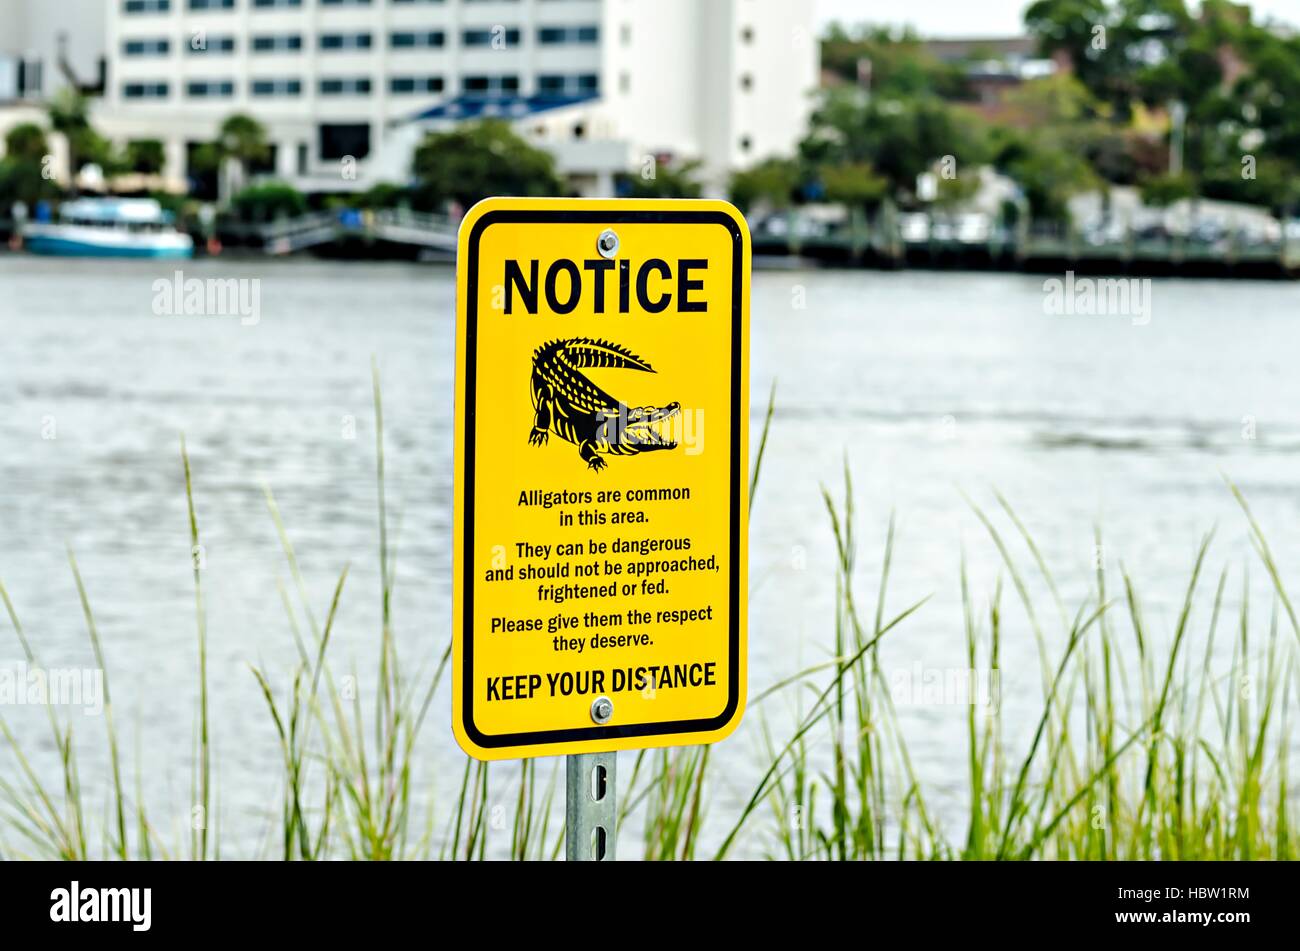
591, 696, 614, 724
597, 229, 619, 259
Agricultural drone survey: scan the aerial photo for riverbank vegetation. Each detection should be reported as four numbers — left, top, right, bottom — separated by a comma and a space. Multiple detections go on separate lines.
1, 374, 1294, 861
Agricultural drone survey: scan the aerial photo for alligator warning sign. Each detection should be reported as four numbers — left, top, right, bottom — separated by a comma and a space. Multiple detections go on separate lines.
452, 198, 750, 760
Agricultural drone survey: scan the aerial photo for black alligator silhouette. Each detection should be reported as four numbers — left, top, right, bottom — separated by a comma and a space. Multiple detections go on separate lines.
529, 338, 680, 472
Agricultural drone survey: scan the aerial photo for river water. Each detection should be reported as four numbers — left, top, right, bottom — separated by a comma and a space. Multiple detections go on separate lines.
2, 256, 1298, 857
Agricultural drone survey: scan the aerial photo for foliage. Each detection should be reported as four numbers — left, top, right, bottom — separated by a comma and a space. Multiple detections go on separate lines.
411, 120, 563, 212
730, 157, 803, 212
229, 181, 308, 222
1139, 171, 1197, 208
0, 125, 60, 208
125, 140, 166, 176
617, 158, 703, 200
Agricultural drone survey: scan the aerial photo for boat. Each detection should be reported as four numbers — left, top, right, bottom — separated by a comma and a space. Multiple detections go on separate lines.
22, 198, 193, 259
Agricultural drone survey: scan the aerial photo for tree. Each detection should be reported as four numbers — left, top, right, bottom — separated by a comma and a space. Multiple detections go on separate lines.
820, 162, 888, 211
47, 88, 91, 182
229, 181, 307, 222
730, 157, 802, 213
801, 86, 991, 203
618, 158, 702, 199
411, 120, 563, 211
4, 123, 49, 163
0, 124, 60, 207
125, 140, 166, 175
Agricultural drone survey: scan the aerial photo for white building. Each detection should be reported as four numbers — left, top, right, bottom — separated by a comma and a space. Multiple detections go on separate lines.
7, 0, 816, 198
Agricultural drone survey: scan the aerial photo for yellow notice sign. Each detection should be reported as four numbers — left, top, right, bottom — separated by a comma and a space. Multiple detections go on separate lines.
452, 198, 750, 760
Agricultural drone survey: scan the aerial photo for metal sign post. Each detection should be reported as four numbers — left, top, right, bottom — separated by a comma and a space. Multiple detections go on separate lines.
566, 751, 616, 861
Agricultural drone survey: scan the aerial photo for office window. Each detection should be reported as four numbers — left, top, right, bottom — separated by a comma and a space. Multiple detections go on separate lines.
320, 33, 373, 51
391, 31, 445, 49
537, 73, 598, 96
253, 0, 300, 7
252, 34, 303, 52
462, 28, 520, 48
123, 0, 170, 12
188, 35, 237, 54
319, 77, 372, 95
123, 81, 169, 98
462, 74, 519, 97
187, 79, 235, 97
123, 38, 170, 56
389, 76, 444, 94
188, 0, 235, 9
251, 78, 302, 96
537, 25, 598, 45
319, 123, 370, 160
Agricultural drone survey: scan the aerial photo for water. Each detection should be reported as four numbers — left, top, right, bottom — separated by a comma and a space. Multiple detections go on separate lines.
2, 256, 1298, 856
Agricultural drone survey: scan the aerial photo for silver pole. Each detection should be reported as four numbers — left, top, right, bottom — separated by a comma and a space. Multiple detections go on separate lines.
566, 752, 616, 861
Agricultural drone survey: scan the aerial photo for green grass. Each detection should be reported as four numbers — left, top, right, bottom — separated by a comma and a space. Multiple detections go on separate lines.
0, 375, 1295, 860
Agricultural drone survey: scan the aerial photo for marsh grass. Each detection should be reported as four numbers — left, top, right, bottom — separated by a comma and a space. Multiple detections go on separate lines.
1, 370, 1296, 860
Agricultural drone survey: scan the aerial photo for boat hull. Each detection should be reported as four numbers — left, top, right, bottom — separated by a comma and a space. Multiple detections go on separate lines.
23, 224, 194, 259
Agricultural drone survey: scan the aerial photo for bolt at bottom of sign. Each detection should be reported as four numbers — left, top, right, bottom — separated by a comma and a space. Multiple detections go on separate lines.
591, 696, 613, 724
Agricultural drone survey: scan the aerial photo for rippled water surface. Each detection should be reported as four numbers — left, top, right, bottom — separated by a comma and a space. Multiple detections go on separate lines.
2, 256, 1298, 856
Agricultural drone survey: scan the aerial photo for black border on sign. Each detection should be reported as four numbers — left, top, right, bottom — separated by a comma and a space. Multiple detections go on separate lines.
462, 208, 744, 748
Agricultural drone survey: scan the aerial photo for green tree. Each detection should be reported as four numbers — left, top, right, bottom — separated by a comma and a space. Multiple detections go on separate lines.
618, 158, 702, 199
125, 139, 166, 175
215, 114, 271, 177
730, 157, 803, 213
820, 162, 888, 211
0, 124, 60, 207
229, 181, 307, 222
4, 123, 49, 163
411, 120, 563, 211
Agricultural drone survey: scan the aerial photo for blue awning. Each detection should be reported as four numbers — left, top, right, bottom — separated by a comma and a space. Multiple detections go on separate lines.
408, 93, 599, 122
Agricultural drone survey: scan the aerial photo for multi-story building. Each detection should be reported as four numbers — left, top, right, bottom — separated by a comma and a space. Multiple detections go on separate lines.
88, 0, 818, 196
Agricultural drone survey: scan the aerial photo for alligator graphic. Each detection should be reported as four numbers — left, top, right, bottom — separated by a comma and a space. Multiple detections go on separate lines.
529, 338, 680, 472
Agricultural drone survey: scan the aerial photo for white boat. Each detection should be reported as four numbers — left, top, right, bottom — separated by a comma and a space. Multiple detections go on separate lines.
23, 198, 194, 259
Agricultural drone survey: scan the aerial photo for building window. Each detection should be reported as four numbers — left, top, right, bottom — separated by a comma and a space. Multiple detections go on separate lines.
618, 71, 630, 94
253, 0, 301, 7
320, 33, 373, 51
620, 23, 631, 45
123, 81, 170, 98
188, 0, 235, 9
187, 80, 235, 97
390, 76, 445, 94
123, 38, 170, 56
741, 26, 755, 43
252, 34, 303, 52
188, 35, 237, 54
391, 0, 444, 4
740, 73, 753, 91
739, 135, 752, 152
319, 123, 370, 161
537, 73, 598, 97
391, 31, 445, 49
251, 78, 302, 96
320, 0, 372, 5
319, 77, 372, 95
123, 0, 170, 12
538, 25, 599, 45
461, 74, 519, 97
462, 28, 521, 48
